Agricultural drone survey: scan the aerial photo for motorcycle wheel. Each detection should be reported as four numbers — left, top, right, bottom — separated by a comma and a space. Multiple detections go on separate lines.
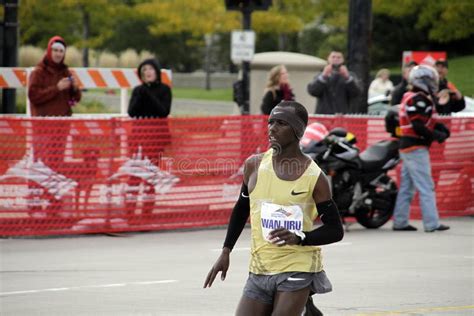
355, 182, 397, 229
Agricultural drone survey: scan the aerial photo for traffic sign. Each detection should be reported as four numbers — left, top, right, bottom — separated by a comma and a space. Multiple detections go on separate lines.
231, 30, 255, 63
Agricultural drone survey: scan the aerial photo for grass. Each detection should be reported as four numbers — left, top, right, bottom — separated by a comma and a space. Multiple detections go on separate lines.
172, 88, 232, 102
447, 55, 474, 98
85, 87, 233, 102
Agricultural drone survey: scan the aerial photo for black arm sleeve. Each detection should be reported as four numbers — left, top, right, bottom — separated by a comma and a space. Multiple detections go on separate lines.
223, 183, 250, 250
302, 199, 344, 246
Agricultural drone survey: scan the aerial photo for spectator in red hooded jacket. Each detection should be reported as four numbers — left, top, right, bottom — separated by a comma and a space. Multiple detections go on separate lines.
28, 35, 81, 116
27, 36, 82, 218
27, 35, 81, 163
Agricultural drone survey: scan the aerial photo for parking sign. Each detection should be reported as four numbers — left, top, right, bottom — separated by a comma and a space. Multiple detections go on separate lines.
231, 30, 255, 63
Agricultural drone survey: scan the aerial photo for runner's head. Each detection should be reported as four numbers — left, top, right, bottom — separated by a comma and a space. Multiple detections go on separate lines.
269, 101, 308, 140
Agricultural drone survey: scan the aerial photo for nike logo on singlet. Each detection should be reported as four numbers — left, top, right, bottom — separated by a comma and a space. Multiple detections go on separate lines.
291, 190, 306, 196
241, 193, 249, 198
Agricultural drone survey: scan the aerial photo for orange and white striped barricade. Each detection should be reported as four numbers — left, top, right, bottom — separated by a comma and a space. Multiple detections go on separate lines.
69, 68, 172, 115
0, 67, 28, 88
0, 67, 172, 115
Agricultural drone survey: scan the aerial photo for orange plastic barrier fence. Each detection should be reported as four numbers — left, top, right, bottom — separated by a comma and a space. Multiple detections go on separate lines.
0, 115, 473, 236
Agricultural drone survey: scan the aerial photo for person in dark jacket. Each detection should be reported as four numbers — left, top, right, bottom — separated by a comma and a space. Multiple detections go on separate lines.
434, 59, 465, 115
126, 58, 172, 221
307, 51, 360, 114
128, 58, 172, 118
260, 65, 295, 115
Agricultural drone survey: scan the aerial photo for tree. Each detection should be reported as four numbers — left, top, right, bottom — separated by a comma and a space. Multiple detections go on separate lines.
136, 0, 319, 37
19, 0, 127, 66
373, 0, 474, 42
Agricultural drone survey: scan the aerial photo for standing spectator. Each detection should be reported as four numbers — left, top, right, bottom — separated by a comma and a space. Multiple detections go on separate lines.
307, 51, 360, 114
392, 65, 450, 232
28, 35, 81, 117
260, 65, 295, 115
434, 59, 465, 115
368, 68, 394, 99
126, 58, 172, 220
28, 35, 81, 169
204, 101, 344, 315
390, 61, 417, 106
28, 35, 81, 217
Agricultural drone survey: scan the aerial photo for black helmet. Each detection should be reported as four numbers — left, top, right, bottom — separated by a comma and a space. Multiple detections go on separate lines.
408, 65, 439, 94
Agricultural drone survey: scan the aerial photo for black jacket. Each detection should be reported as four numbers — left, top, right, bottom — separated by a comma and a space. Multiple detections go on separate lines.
307, 72, 360, 114
391, 79, 408, 106
260, 88, 294, 115
435, 78, 465, 115
128, 59, 172, 118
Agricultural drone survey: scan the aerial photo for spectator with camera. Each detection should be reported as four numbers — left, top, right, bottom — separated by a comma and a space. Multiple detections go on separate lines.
307, 51, 360, 114
434, 59, 465, 115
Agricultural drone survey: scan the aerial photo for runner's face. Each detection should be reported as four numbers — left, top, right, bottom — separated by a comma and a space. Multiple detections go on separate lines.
268, 115, 296, 149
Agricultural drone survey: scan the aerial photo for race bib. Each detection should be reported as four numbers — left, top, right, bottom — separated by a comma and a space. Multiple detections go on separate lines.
260, 202, 303, 241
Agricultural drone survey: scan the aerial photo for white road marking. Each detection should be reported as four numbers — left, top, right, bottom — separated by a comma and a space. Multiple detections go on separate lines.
0, 280, 178, 297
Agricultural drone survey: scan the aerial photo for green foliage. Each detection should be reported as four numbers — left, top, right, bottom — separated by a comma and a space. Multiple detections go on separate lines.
298, 25, 329, 56
136, 0, 319, 37
19, 0, 128, 51
373, 0, 474, 42
17, 0, 474, 76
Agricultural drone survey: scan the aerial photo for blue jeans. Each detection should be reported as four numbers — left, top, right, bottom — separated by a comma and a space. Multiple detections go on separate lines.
393, 147, 440, 231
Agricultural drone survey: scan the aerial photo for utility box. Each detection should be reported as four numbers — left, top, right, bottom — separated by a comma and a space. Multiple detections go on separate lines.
250, 51, 326, 114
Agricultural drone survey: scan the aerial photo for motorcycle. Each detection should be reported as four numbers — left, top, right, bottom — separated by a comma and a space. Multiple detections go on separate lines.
301, 123, 400, 229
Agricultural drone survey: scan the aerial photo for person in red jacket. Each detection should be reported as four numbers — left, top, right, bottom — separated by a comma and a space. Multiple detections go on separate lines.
27, 36, 81, 218
28, 35, 81, 116
28, 35, 81, 167
392, 65, 450, 233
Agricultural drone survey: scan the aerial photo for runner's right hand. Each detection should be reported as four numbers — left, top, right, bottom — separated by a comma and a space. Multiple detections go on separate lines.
203, 248, 230, 288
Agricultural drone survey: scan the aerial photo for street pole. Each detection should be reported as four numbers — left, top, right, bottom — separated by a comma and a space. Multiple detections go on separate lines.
347, 0, 372, 114
204, 34, 212, 91
241, 6, 251, 115
2, 0, 18, 113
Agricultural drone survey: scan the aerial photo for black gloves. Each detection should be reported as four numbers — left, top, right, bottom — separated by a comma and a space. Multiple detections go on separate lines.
433, 122, 450, 143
